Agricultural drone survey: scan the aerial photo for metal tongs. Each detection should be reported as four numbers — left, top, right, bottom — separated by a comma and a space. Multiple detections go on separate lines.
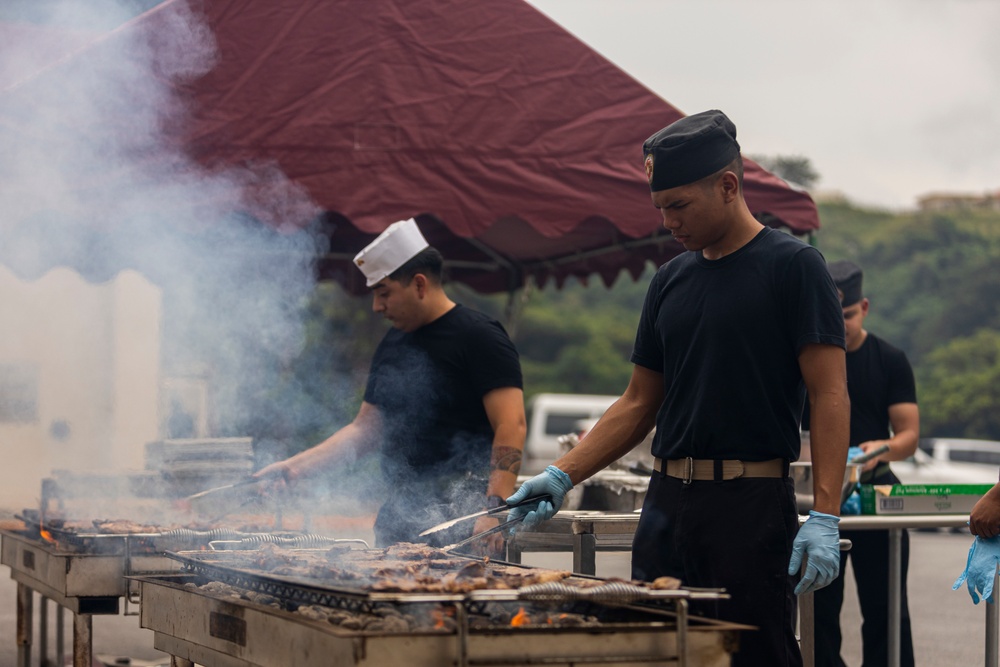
418, 494, 551, 538
850, 443, 891, 465
840, 444, 892, 505
440, 514, 526, 553
184, 478, 269, 521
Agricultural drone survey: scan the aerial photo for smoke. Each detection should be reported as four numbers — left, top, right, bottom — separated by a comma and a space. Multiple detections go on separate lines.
0, 1, 361, 514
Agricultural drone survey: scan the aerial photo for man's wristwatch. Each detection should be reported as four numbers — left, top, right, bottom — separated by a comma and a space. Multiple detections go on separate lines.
486, 494, 505, 510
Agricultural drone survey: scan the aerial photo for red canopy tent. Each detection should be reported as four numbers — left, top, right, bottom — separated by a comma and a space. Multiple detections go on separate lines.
0, 0, 818, 294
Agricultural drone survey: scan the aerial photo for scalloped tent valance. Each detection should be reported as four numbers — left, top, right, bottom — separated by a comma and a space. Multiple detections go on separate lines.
0, 0, 818, 294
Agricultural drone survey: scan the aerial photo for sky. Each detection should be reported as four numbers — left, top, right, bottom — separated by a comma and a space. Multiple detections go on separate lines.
525, 0, 1000, 211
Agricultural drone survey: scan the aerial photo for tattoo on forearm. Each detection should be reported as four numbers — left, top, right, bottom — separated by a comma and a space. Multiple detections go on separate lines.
491, 446, 523, 474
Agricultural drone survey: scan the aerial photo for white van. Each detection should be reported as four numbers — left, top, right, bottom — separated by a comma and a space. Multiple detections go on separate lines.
521, 393, 618, 474
921, 437, 1000, 467
891, 438, 1000, 486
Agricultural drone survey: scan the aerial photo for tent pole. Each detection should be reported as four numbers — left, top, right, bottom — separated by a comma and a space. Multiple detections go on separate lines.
503, 279, 534, 339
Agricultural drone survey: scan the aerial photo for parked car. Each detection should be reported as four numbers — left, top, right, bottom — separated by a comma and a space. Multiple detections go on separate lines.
518, 416, 654, 512
521, 393, 617, 474
891, 445, 998, 486
919, 437, 1000, 468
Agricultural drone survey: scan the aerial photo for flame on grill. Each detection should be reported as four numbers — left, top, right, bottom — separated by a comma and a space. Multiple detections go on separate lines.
432, 606, 455, 629
510, 607, 530, 627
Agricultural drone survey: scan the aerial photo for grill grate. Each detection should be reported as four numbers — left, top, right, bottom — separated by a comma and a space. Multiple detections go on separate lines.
166, 548, 727, 622
169, 551, 389, 614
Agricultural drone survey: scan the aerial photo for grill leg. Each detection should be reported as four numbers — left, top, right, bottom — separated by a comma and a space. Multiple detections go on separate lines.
506, 537, 523, 564
73, 614, 92, 667
799, 591, 815, 667
56, 606, 65, 667
455, 604, 469, 667
799, 538, 851, 667
987, 580, 999, 667
888, 528, 902, 667
16, 583, 32, 667
573, 532, 596, 575
39, 596, 49, 667
677, 598, 689, 667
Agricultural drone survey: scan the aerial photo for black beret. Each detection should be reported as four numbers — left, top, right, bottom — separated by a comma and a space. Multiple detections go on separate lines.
828, 260, 864, 307
642, 110, 741, 192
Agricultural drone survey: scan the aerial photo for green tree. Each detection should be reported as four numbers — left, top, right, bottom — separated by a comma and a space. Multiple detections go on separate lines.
917, 329, 1000, 439
514, 270, 650, 399
750, 155, 820, 189
254, 200, 1000, 450
802, 201, 1000, 438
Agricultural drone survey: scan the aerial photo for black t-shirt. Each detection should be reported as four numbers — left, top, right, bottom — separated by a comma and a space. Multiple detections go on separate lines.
803, 332, 917, 447
364, 304, 523, 487
631, 227, 845, 461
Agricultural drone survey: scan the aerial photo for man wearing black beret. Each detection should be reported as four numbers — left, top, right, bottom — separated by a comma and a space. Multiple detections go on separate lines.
805, 260, 919, 667
510, 110, 850, 666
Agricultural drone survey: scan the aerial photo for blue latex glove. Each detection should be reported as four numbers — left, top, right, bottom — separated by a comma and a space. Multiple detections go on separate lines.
506, 465, 573, 529
953, 535, 1000, 604
788, 510, 841, 595
841, 488, 862, 515
847, 446, 864, 462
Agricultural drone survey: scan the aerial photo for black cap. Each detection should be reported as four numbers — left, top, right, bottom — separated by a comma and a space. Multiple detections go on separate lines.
828, 260, 863, 307
642, 110, 741, 192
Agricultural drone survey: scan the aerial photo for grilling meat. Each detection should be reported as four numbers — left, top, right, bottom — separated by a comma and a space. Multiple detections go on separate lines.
383, 542, 455, 561
203, 542, 576, 594
90, 519, 168, 534
650, 575, 682, 590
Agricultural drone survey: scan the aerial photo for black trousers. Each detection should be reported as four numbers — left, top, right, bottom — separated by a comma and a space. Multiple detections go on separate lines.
813, 527, 914, 667
632, 472, 802, 667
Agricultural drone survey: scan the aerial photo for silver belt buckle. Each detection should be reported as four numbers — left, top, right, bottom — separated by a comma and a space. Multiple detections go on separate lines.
683, 456, 694, 484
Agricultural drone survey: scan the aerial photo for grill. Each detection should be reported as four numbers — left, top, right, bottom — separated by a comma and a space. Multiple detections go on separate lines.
132, 545, 746, 667
1, 515, 366, 667
4, 461, 746, 667
2, 518, 369, 608
2, 525, 179, 667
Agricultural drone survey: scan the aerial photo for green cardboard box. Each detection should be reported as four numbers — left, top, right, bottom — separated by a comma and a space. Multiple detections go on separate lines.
859, 484, 993, 515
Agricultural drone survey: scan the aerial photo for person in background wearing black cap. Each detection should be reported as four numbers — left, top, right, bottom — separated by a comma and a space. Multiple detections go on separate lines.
508, 109, 849, 667
804, 260, 919, 667
254, 219, 526, 557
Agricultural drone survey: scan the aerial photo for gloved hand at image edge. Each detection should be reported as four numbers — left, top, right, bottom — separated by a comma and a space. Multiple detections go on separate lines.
953, 535, 1000, 604
506, 465, 573, 529
847, 446, 864, 463
788, 510, 841, 595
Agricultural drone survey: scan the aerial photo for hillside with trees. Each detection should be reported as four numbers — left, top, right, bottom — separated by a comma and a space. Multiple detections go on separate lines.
229, 192, 1000, 461
813, 200, 1000, 438
490, 198, 1000, 440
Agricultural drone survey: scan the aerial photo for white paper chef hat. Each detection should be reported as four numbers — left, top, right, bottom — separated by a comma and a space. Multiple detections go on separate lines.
352, 218, 430, 287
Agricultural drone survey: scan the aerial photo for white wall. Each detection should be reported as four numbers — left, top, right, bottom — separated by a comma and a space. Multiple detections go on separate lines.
0, 266, 161, 508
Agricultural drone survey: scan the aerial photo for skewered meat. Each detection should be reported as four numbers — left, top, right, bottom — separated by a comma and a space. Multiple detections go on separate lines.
210, 543, 577, 594
650, 576, 682, 590
90, 519, 167, 534
382, 542, 455, 561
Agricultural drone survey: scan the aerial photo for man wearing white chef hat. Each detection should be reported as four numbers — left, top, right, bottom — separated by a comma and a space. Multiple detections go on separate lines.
255, 218, 526, 556
353, 218, 430, 290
